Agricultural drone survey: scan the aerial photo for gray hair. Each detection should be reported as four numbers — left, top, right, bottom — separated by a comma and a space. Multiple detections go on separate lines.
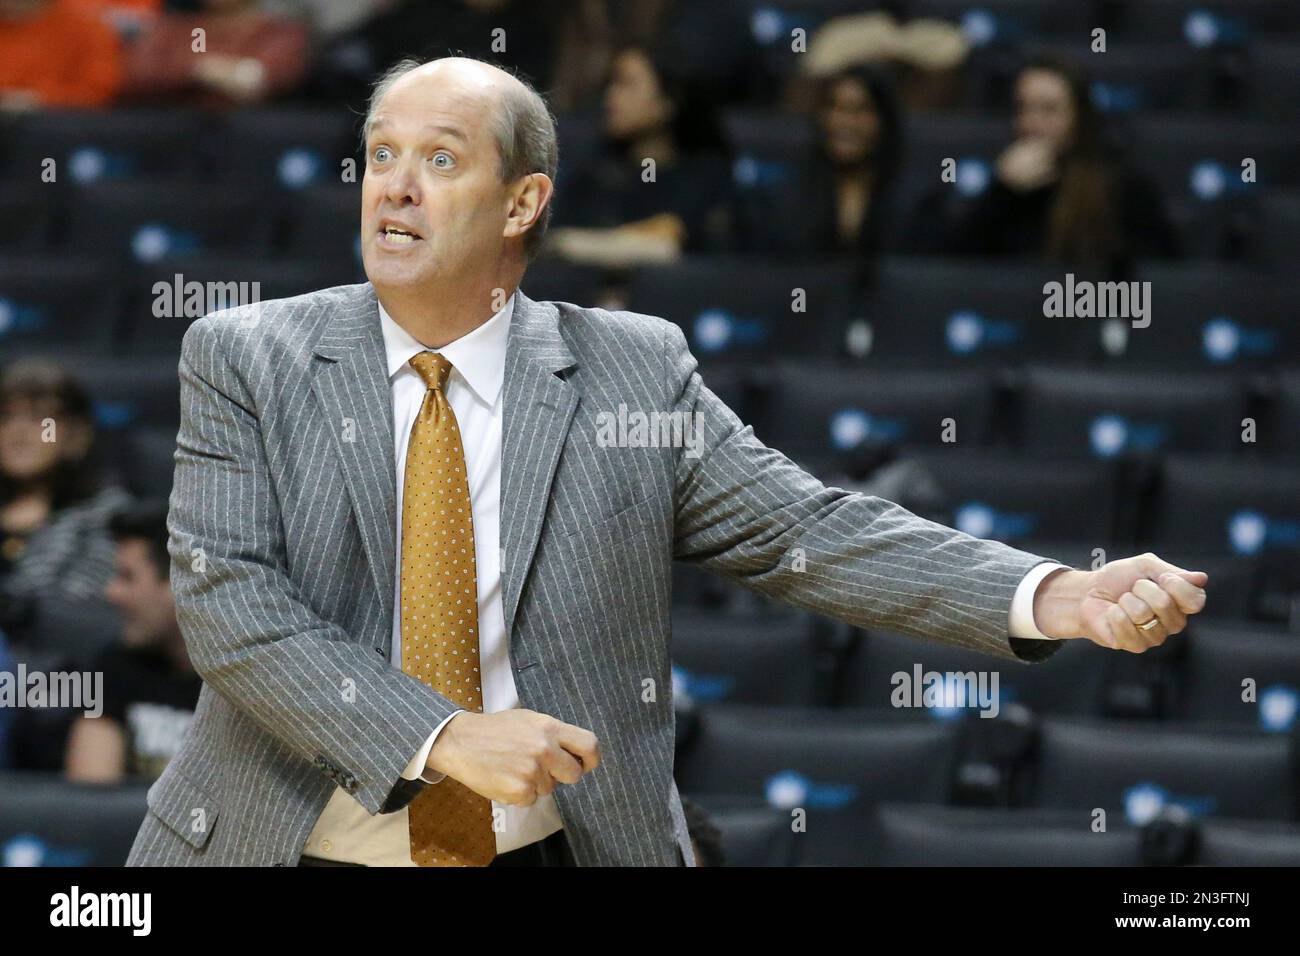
363, 57, 558, 261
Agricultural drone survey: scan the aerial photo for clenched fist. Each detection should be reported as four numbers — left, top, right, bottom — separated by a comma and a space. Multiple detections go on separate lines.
425, 708, 601, 806
1032, 553, 1209, 652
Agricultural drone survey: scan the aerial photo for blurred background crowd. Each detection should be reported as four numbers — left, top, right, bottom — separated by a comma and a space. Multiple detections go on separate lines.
0, 0, 1298, 866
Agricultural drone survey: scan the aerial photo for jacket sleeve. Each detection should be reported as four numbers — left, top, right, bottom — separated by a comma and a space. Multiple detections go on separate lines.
168, 315, 460, 815
664, 321, 1064, 664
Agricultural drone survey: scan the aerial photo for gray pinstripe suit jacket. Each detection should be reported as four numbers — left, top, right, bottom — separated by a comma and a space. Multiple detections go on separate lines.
126, 282, 1063, 867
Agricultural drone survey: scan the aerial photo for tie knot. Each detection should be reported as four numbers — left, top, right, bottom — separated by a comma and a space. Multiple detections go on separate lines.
410, 351, 454, 391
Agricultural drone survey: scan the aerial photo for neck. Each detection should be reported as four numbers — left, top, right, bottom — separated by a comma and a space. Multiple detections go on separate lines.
375, 270, 521, 348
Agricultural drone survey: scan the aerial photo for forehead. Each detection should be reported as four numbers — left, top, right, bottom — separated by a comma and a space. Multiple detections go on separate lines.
368, 67, 502, 145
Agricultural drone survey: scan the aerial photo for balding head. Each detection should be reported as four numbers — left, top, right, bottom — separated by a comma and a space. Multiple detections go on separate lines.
364, 56, 558, 260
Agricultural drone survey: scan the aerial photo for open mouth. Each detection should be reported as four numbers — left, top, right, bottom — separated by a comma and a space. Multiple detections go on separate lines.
378, 224, 423, 245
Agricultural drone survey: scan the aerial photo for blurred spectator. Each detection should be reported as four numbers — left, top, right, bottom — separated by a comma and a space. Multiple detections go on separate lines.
745, 64, 905, 260
0, 0, 124, 109
548, 45, 733, 268
65, 500, 199, 784
799, 11, 970, 113
0, 360, 126, 670
121, 0, 309, 106
938, 55, 1180, 269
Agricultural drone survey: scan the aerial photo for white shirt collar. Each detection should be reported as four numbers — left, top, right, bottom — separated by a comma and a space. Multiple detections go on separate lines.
377, 292, 514, 408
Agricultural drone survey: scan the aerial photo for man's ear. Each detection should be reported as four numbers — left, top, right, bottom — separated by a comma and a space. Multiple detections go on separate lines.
504, 172, 554, 242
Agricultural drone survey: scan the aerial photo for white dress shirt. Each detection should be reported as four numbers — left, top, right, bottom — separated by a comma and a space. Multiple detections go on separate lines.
303, 291, 1066, 864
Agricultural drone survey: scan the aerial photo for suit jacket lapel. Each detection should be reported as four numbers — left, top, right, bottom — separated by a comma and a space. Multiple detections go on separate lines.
309, 284, 397, 627
501, 290, 578, 638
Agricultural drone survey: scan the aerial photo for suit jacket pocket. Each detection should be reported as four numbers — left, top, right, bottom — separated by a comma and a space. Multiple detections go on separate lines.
146, 766, 221, 850
559, 491, 657, 563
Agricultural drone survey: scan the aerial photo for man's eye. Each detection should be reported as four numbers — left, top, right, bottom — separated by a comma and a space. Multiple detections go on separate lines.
431, 152, 455, 169
373, 147, 391, 162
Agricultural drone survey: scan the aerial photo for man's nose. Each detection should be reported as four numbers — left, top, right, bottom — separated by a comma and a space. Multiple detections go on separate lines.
383, 158, 422, 206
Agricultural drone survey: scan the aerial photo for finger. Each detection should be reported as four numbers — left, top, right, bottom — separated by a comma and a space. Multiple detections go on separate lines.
1157, 572, 1208, 615
1118, 592, 1166, 647
541, 747, 585, 786
1136, 553, 1207, 587
1132, 577, 1188, 635
1106, 603, 1145, 652
556, 724, 601, 773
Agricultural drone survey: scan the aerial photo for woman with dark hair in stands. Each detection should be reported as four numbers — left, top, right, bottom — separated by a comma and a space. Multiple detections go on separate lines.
942, 54, 1179, 269
748, 62, 905, 258
0, 359, 127, 671
547, 44, 734, 268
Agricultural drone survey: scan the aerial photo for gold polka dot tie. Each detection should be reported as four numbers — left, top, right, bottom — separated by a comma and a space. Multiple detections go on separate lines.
401, 351, 495, 867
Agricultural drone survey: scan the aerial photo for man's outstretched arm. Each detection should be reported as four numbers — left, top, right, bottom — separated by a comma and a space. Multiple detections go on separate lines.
665, 322, 1207, 659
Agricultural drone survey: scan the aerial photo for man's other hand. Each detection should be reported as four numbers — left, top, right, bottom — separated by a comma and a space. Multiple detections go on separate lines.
1032, 553, 1209, 652
425, 709, 602, 805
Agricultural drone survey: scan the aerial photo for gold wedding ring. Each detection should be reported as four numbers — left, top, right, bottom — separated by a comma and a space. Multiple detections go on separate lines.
1137, 617, 1160, 632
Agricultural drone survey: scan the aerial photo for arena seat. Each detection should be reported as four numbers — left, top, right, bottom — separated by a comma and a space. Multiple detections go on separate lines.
3, 110, 205, 184
1016, 365, 1249, 458
1029, 716, 1297, 822
836, 626, 1112, 717
0, 772, 148, 866
1179, 622, 1300, 731
672, 610, 831, 707
867, 803, 1141, 865
859, 258, 1100, 367
0, 255, 119, 354
755, 362, 996, 457
906, 448, 1120, 545
676, 704, 959, 864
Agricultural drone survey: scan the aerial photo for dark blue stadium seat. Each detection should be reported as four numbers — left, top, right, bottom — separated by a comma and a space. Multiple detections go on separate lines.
122, 255, 347, 354
867, 803, 1142, 865
1195, 818, 1300, 865
1248, 42, 1300, 119
75, 356, 182, 433
1267, 368, 1300, 459
211, 110, 358, 192
858, 258, 1101, 367
1110, 0, 1300, 46
66, 183, 273, 262
754, 362, 996, 458
1145, 454, 1300, 559
626, 257, 858, 364
1017, 366, 1249, 458
676, 704, 960, 864
0, 256, 119, 354
686, 794, 802, 866
672, 610, 830, 707
1103, 264, 1292, 368
1130, 117, 1298, 202
1029, 716, 1297, 822
0, 773, 148, 866
906, 448, 1120, 545
2, 110, 204, 184
1179, 622, 1300, 732
284, 184, 363, 264
0, 184, 53, 250
836, 626, 1113, 717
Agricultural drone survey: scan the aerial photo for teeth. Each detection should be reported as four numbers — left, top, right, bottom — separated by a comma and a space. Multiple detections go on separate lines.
382, 228, 416, 244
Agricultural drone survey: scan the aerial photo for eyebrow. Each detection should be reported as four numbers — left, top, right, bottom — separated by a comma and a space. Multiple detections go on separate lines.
365, 119, 470, 144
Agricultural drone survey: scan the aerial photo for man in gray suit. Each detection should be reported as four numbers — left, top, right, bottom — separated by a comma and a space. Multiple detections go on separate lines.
127, 57, 1209, 867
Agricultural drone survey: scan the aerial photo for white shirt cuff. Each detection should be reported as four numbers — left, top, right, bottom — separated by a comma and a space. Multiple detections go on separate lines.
1008, 562, 1070, 640
400, 710, 465, 784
